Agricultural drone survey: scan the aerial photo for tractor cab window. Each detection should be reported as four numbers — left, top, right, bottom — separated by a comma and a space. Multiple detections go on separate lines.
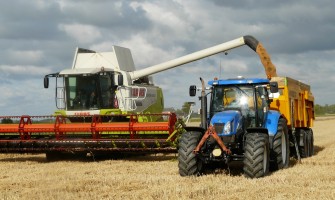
254, 86, 269, 127
211, 85, 270, 128
65, 72, 118, 110
211, 85, 255, 117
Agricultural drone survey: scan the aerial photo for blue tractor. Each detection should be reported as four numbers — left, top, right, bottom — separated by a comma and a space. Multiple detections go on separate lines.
178, 77, 290, 178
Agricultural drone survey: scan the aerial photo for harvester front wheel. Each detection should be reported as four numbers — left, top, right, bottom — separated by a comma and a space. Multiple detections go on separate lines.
46, 151, 87, 161
45, 151, 65, 162
178, 131, 203, 176
243, 133, 270, 178
270, 118, 289, 170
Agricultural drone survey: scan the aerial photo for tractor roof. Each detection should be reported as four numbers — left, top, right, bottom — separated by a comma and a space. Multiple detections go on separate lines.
208, 77, 269, 86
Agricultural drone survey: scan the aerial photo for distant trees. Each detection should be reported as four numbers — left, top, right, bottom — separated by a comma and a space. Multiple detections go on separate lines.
315, 104, 335, 115
1, 118, 13, 124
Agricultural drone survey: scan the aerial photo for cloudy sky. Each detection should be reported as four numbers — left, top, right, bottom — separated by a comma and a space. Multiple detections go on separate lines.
0, 0, 334, 116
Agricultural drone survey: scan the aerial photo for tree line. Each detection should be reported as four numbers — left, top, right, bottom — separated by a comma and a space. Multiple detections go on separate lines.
315, 104, 335, 115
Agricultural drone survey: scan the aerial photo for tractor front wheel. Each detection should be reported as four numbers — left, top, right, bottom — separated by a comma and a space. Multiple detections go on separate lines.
243, 133, 270, 178
178, 131, 203, 176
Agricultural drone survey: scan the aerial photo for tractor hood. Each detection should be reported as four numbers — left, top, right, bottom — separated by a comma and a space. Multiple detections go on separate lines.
210, 110, 242, 136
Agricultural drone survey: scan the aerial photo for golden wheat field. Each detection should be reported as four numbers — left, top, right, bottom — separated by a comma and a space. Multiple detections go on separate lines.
0, 117, 334, 200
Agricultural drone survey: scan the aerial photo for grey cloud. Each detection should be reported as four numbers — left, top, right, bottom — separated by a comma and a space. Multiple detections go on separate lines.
0, 1, 64, 40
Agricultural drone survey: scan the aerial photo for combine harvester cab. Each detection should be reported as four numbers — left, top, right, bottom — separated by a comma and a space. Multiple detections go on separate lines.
43, 47, 164, 121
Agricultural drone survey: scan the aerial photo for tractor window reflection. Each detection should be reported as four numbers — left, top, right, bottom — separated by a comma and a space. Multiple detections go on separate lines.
212, 85, 255, 117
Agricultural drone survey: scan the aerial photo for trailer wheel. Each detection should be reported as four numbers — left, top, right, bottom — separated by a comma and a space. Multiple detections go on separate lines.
243, 133, 270, 178
307, 128, 314, 156
271, 118, 289, 170
299, 129, 314, 158
178, 131, 203, 176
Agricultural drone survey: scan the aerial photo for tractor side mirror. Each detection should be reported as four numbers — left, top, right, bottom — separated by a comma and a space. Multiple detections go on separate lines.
189, 85, 197, 96
44, 76, 49, 88
269, 82, 278, 93
117, 74, 124, 86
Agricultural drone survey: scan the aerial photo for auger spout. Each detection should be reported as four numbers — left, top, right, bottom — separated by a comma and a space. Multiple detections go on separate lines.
130, 35, 277, 80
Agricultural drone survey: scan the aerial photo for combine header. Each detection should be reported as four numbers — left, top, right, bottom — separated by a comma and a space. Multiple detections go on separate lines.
0, 113, 181, 154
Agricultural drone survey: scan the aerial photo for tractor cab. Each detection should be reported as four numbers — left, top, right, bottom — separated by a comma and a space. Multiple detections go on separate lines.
208, 78, 275, 136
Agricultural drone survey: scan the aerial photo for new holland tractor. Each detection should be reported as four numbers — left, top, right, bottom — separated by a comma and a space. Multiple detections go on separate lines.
178, 72, 314, 178
0, 35, 314, 178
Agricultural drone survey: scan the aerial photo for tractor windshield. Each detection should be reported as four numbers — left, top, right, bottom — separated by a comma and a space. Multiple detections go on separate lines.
64, 72, 118, 110
211, 84, 269, 128
211, 85, 255, 116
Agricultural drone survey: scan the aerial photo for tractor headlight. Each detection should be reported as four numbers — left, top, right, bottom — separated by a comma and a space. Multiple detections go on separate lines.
224, 121, 231, 135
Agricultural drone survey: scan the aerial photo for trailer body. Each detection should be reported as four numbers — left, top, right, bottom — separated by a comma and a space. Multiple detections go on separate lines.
270, 76, 314, 128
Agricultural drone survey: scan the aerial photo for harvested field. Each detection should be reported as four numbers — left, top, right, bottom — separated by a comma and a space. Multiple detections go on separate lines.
0, 117, 334, 200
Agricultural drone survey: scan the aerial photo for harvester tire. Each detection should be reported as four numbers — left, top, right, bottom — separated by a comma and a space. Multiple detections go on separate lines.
45, 151, 65, 162
243, 133, 270, 178
178, 131, 203, 176
46, 151, 87, 161
270, 118, 289, 170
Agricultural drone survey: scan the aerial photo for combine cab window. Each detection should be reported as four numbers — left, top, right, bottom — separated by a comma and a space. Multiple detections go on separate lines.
65, 73, 117, 110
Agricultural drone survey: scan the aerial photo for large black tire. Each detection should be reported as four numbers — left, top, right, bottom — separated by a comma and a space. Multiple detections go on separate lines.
46, 151, 65, 162
299, 128, 314, 158
178, 131, 203, 176
243, 133, 270, 178
307, 128, 314, 156
270, 118, 290, 170
46, 151, 87, 162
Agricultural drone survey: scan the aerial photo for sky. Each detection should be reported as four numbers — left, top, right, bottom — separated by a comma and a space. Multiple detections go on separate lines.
0, 0, 335, 116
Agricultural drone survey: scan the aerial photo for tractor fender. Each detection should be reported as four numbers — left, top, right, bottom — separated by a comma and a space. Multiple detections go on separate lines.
265, 110, 282, 136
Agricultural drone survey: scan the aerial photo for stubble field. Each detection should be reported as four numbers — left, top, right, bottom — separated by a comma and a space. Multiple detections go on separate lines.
0, 117, 334, 200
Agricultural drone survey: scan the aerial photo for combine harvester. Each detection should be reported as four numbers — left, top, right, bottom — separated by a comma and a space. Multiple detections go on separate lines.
0, 36, 314, 178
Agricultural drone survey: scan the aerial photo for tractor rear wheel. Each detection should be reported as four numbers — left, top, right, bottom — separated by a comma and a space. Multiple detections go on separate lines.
243, 133, 270, 178
271, 118, 289, 170
178, 131, 203, 176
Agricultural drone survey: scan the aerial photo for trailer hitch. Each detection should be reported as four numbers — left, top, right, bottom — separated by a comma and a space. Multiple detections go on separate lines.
193, 125, 231, 155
